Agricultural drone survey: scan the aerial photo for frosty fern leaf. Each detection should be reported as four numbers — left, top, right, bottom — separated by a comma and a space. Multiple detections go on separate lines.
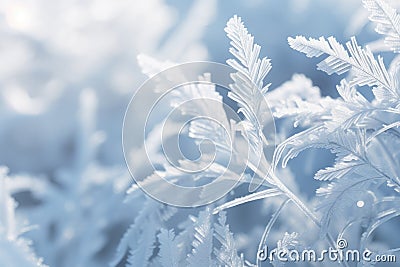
111, 198, 177, 267
156, 209, 247, 267
363, 0, 400, 53
213, 212, 245, 267
225, 15, 271, 91
158, 229, 180, 267
186, 209, 213, 267
225, 15, 272, 127
270, 232, 301, 267
127, 220, 156, 267
220, 17, 310, 215
288, 35, 398, 101
314, 160, 367, 181
0, 168, 47, 267
225, 16, 273, 190
219, 17, 347, 257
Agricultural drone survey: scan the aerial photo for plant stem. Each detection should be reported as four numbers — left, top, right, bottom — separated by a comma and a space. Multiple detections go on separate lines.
270, 173, 350, 267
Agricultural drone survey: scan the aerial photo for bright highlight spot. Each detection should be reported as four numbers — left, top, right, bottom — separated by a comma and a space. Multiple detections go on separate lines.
6, 4, 32, 31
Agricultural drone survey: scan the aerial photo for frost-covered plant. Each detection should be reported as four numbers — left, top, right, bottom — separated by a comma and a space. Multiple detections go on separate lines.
0, 1, 217, 264
119, 1, 400, 266
18, 90, 134, 267
1, 0, 399, 266
113, 52, 255, 266
276, 0, 400, 262
117, 13, 320, 267
0, 167, 46, 267
227, 0, 400, 265
113, 201, 250, 267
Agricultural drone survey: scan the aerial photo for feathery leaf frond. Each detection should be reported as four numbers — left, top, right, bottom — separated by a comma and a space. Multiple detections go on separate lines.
288, 35, 398, 101
363, 0, 400, 53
